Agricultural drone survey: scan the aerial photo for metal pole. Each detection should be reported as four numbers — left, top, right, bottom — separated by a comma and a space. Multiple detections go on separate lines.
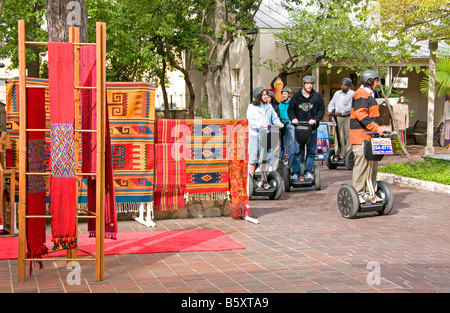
248, 43, 254, 104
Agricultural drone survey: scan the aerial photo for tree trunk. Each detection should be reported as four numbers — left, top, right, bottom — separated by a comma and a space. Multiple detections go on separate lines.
425, 40, 437, 156
161, 58, 171, 119
220, 50, 234, 119
46, 0, 88, 42
204, 66, 221, 118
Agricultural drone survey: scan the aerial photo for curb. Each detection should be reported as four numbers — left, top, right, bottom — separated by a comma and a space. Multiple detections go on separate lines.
377, 172, 450, 195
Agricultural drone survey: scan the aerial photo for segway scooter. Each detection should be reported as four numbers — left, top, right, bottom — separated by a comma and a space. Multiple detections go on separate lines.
248, 125, 283, 200
325, 112, 354, 170
337, 131, 394, 219
283, 121, 321, 192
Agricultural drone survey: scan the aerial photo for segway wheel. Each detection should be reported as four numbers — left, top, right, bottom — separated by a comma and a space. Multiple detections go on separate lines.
345, 150, 354, 170
283, 165, 291, 192
313, 164, 321, 190
268, 171, 283, 200
325, 149, 338, 169
247, 174, 254, 200
337, 184, 359, 219
376, 180, 394, 215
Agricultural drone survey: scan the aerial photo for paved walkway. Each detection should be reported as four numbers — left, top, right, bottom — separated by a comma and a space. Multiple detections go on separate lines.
0, 145, 449, 294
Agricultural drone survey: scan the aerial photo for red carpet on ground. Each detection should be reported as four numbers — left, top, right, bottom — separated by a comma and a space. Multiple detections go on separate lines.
0, 230, 245, 260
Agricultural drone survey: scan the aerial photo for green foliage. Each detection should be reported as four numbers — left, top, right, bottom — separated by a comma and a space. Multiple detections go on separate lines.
0, 0, 47, 69
420, 57, 450, 98
379, 158, 450, 185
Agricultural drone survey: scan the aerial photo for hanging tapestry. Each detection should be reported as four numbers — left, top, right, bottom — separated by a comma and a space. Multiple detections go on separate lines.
154, 119, 186, 211
25, 88, 48, 271
227, 119, 250, 218
80, 45, 117, 239
48, 42, 77, 250
185, 160, 229, 201
6, 79, 156, 214
5, 78, 50, 199
104, 82, 155, 212
184, 119, 232, 201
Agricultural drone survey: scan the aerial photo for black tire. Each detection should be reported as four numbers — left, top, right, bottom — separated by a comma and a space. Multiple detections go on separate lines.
313, 164, 321, 190
376, 180, 394, 215
325, 148, 338, 169
268, 171, 283, 200
337, 184, 360, 218
248, 174, 254, 200
283, 165, 291, 192
345, 150, 354, 170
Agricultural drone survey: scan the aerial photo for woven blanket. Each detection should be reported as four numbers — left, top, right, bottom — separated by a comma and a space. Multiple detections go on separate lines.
6, 79, 156, 214
26, 88, 48, 270
184, 119, 232, 201
227, 119, 250, 218
185, 160, 229, 201
80, 46, 117, 239
185, 119, 231, 160
106, 82, 155, 211
154, 119, 186, 211
5, 78, 50, 198
48, 42, 77, 251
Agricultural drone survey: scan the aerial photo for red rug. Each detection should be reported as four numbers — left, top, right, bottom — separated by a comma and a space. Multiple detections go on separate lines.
0, 230, 245, 260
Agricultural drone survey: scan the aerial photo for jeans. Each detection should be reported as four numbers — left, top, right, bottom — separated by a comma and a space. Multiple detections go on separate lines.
292, 128, 317, 175
279, 123, 296, 161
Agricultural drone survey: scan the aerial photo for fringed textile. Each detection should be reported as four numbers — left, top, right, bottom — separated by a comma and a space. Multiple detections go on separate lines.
227, 119, 250, 218
6, 79, 156, 214
185, 160, 229, 198
25, 88, 48, 272
48, 42, 77, 251
80, 46, 117, 239
154, 119, 186, 210
184, 119, 231, 201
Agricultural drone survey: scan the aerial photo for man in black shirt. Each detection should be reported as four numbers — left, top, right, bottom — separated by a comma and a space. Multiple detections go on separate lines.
288, 75, 325, 180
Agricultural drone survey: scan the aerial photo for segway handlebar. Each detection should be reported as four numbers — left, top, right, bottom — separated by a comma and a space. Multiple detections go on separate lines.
364, 131, 394, 137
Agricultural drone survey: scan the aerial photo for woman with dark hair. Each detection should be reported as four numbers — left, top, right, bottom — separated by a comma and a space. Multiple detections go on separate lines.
247, 87, 284, 178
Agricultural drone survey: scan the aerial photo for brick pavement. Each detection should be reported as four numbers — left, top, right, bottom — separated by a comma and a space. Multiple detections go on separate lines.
0, 145, 449, 294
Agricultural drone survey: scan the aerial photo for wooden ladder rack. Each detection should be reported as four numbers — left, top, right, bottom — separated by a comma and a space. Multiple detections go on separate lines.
17, 20, 107, 282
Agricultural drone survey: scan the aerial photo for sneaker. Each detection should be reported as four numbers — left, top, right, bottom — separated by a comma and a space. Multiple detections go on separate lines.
305, 173, 313, 180
291, 173, 299, 181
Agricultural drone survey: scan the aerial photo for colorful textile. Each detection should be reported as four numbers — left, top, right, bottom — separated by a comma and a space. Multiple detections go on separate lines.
26, 88, 48, 272
106, 83, 155, 209
5, 78, 51, 199
185, 119, 230, 160
183, 119, 231, 201
154, 119, 186, 211
227, 119, 250, 218
185, 160, 229, 201
48, 42, 77, 250
6, 79, 156, 213
80, 46, 117, 239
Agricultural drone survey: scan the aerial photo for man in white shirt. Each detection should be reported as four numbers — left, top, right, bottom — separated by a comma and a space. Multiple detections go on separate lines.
327, 78, 354, 159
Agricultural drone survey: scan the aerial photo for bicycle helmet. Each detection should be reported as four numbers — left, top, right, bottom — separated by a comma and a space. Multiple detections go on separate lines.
360, 70, 379, 87
341, 78, 352, 86
253, 86, 266, 100
281, 87, 292, 94
303, 75, 315, 84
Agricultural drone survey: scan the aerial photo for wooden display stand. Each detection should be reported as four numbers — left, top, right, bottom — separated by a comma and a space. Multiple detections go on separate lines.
17, 20, 107, 282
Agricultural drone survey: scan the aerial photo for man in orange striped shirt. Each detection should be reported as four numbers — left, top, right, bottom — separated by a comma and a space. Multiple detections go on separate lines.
350, 70, 386, 203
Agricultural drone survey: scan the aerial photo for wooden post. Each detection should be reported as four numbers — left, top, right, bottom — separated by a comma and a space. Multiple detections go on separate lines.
69, 26, 80, 261
17, 19, 27, 282
95, 22, 106, 282
16, 20, 107, 282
